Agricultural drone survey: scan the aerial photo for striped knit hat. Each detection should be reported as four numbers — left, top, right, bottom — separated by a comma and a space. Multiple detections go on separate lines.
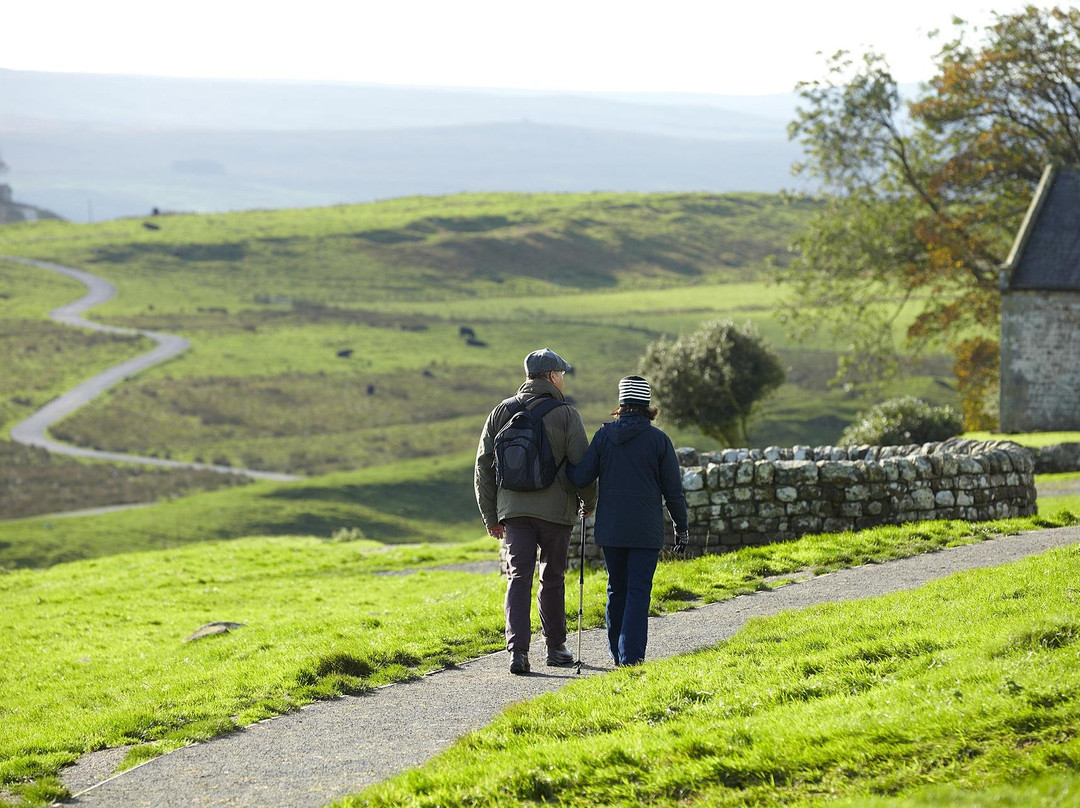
618, 375, 651, 407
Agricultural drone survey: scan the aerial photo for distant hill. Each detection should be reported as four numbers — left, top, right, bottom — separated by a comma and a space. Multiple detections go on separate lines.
0, 182, 62, 224
0, 69, 809, 221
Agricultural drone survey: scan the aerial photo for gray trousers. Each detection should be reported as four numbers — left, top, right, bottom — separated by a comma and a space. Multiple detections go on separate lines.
503, 516, 572, 653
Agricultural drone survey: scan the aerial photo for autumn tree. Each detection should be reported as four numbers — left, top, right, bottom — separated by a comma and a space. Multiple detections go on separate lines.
639, 320, 785, 447
783, 6, 1080, 428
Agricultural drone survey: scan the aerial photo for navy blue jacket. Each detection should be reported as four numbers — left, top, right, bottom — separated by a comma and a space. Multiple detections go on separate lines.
566, 414, 689, 549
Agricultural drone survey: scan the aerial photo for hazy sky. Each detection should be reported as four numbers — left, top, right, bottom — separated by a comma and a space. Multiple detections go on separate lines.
7, 0, 1031, 96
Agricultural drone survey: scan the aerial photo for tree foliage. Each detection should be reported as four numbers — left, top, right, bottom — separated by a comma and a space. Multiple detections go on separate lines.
639, 320, 784, 447
839, 396, 963, 447
783, 6, 1080, 426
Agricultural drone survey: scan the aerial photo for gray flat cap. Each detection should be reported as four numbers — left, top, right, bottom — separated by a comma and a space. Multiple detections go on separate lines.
524, 348, 572, 374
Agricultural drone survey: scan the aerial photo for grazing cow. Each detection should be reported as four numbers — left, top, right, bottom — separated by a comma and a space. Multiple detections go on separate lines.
465, 338, 488, 347
459, 326, 476, 340
366, 384, 376, 395
422, 369, 435, 378
336, 349, 354, 358
143, 222, 161, 230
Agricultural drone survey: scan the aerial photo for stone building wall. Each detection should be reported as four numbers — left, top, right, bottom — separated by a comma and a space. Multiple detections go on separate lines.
501, 438, 1037, 572
1001, 290, 1080, 432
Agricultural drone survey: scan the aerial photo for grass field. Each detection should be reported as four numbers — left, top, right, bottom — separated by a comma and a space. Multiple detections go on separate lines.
1, 192, 960, 489
2, 513, 1077, 807
0, 451, 480, 569
342, 544, 1080, 808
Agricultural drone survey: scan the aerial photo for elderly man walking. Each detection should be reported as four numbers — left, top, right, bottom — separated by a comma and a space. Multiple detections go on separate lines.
475, 348, 597, 675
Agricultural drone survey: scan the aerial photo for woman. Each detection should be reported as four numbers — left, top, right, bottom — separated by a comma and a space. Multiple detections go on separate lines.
566, 376, 688, 666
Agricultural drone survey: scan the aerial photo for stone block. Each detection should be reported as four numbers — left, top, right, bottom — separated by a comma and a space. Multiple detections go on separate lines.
676, 447, 700, 466
818, 461, 860, 483
911, 489, 936, 510
682, 468, 704, 491
841, 502, 863, 517
823, 518, 850, 533
791, 516, 823, 534
934, 490, 956, 507
786, 500, 810, 515
736, 461, 755, 484
733, 487, 754, 502
759, 503, 786, 519
754, 462, 775, 484
845, 485, 871, 501
774, 461, 819, 484
776, 486, 798, 503
753, 487, 776, 502
941, 454, 959, 476
711, 490, 732, 505
685, 491, 710, 507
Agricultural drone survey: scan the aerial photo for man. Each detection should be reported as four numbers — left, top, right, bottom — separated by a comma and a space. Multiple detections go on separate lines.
475, 348, 597, 675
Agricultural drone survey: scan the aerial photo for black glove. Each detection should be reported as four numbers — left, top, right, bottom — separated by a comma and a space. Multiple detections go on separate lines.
673, 531, 689, 557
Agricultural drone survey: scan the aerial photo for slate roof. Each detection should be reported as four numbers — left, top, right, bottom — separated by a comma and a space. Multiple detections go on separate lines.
1003, 165, 1080, 291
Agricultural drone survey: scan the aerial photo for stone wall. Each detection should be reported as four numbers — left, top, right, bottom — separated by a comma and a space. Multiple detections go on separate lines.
672, 438, 1036, 557
1001, 290, 1080, 432
1031, 442, 1080, 474
501, 438, 1037, 571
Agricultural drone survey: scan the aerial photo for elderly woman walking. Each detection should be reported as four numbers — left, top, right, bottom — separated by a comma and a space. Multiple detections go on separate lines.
567, 375, 688, 667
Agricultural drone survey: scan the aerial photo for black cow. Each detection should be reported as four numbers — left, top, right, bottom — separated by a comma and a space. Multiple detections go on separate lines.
336, 349, 354, 358
459, 326, 476, 340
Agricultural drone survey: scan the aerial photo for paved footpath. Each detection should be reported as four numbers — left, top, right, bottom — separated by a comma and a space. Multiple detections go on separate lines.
62, 526, 1080, 808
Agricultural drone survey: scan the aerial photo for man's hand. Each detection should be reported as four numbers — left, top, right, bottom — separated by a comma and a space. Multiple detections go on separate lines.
673, 531, 689, 557
487, 524, 505, 540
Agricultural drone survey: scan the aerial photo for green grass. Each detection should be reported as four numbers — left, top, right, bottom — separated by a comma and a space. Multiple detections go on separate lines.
1, 192, 961, 489
965, 431, 1080, 447
0, 451, 482, 569
2, 512, 1078, 806
0, 259, 152, 434
0, 442, 250, 521
341, 544, 1080, 808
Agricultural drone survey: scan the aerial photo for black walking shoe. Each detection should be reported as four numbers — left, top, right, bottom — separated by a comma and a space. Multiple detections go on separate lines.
546, 645, 575, 667
509, 651, 530, 675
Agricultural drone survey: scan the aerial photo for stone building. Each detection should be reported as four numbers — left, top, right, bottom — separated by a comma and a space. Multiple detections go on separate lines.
999, 165, 1080, 432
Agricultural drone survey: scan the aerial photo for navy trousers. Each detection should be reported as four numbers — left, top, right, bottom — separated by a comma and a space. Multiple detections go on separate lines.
601, 546, 660, 666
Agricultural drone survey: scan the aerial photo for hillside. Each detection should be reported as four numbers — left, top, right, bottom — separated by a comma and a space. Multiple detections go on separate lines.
0, 191, 958, 541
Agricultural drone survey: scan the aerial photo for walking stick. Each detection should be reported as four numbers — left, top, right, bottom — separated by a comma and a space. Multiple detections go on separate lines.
575, 512, 586, 674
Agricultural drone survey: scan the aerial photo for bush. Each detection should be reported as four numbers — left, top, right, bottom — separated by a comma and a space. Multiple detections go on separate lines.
639, 320, 784, 447
839, 396, 963, 446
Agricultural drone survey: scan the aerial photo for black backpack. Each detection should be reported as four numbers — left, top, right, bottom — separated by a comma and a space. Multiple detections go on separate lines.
493, 396, 568, 492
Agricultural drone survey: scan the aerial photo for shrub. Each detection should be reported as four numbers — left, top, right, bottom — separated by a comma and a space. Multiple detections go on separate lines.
839, 396, 963, 446
639, 320, 785, 447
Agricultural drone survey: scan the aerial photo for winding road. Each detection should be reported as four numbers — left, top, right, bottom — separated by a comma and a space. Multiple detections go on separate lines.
3, 255, 301, 482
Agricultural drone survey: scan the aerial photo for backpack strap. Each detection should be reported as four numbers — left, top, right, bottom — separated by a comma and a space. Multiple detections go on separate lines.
523, 397, 569, 474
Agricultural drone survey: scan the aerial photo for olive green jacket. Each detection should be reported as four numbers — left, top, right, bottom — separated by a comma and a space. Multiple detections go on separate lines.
474, 378, 597, 528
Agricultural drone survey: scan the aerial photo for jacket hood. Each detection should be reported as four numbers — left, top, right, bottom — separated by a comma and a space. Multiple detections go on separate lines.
518, 377, 566, 401
607, 414, 650, 444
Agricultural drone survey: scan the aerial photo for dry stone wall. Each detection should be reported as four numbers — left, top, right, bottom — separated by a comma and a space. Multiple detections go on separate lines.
499, 439, 1037, 572
672, 438, 1036, 557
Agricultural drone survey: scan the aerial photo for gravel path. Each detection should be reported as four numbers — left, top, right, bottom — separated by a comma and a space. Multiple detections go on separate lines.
64, 525, 1080, 808
2, 255, 300, 482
